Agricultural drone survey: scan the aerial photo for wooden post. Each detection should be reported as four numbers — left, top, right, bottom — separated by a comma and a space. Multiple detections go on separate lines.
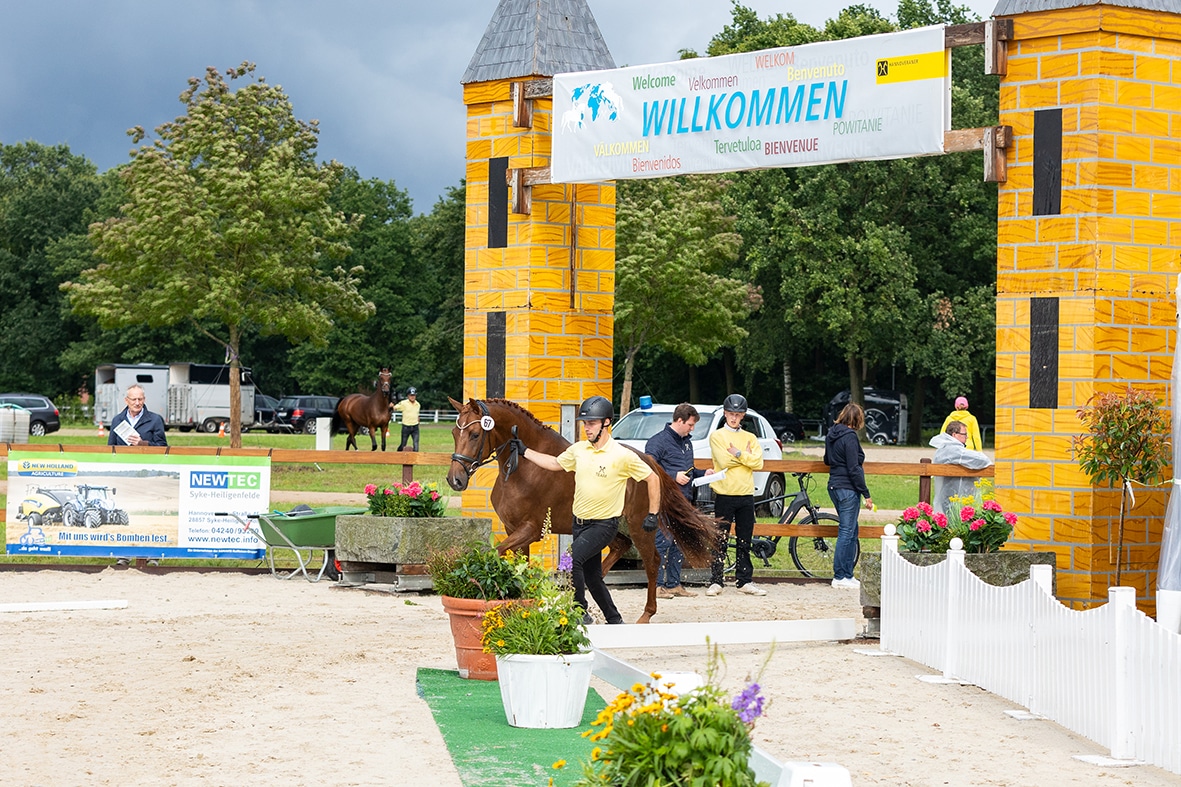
919, 457, 932, 505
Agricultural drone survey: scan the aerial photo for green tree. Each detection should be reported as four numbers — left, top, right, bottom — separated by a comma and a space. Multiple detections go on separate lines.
0, 142, 101, 395
614, 175, 752, 412
66, 63, 373, 446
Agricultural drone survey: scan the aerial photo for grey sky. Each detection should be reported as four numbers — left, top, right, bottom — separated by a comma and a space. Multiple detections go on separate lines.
1, 0, 997, 213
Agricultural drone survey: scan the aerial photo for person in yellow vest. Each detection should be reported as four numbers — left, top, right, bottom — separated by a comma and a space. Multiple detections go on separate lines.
941, 396, 983, 451
706, 393, 767, 597
394, 387, 421, 451
514, 395, 660, 625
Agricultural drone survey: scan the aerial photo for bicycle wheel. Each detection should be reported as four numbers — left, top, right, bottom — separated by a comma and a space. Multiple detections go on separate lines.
788, 513, 860, 578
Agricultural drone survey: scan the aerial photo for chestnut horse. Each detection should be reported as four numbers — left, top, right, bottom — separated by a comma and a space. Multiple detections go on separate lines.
335, 369, 395, 451
446, 397, 719, 623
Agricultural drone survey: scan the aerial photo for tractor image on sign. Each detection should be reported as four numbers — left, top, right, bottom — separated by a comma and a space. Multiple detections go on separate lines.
19, 484, 131, 529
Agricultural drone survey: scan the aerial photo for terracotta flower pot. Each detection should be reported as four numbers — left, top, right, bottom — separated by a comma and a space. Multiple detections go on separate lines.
440, 595, 514, 680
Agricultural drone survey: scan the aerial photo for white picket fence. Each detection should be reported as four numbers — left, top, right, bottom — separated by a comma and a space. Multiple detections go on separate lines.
879, 534, 1181, 775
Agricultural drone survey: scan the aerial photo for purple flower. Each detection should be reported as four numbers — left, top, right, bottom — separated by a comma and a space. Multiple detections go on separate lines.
731, 682, 764, 724
557, 552, 573, 572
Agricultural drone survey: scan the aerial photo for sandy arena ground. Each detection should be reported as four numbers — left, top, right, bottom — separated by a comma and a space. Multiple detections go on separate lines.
2, 568, 1178, 786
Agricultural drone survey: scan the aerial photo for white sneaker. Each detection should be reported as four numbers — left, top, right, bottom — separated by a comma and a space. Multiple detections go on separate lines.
705, 583, 723, 596
738, 583, 767, 596
831, 578, 861, 589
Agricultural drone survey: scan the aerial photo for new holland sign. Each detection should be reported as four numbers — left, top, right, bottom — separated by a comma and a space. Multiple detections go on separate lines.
551, 25, 950, 183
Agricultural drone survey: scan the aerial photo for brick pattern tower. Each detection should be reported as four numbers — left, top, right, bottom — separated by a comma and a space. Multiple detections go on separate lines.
460, 0, 617, 556
993, 0, 1181, 609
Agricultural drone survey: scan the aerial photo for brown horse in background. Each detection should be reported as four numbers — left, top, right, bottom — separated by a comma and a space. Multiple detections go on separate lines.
335, 369, 395, 451
446, 397, 719, 623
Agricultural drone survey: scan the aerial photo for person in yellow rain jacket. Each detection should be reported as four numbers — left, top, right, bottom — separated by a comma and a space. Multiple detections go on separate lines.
941, 396, 983, 451
706, 394, 767, 598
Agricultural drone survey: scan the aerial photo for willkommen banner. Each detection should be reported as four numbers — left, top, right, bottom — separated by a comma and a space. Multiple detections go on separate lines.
552, 25, 950, 183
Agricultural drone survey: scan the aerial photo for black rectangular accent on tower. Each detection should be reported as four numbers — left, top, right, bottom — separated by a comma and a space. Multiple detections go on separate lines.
487, 311, 506, 399
488, 157, 508, 248
1029, 297, 1059, 409
1032, 109, 1062, 216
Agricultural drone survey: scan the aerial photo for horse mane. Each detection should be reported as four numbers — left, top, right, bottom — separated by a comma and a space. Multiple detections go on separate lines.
478, 398, 558, 435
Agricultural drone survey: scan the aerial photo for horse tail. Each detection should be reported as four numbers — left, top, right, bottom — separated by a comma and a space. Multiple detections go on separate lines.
641, 455, 721, 569
331, 400, 343, 436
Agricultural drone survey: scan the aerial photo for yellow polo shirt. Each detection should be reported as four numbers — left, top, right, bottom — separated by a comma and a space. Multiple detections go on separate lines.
556, 437, 652, 520
708, 425, 763, 496
394, 398, 421, 426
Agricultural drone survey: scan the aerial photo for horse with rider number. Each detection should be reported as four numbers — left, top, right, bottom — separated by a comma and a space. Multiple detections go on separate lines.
446, 396, 719, 623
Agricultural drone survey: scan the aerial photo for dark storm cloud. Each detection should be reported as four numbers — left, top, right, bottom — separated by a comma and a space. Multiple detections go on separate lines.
0, 0, 994, 213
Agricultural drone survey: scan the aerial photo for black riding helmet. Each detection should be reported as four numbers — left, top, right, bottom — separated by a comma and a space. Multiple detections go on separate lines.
722, 393, 748, 413
577, 395, 614, 421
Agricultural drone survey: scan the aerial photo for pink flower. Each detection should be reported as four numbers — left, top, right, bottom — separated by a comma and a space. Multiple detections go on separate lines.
917, 521, 931, 534
406, 481, 423, 496
383, 488, 393, 496
982, 500, 1002, 513
902, 506, 919, 521
430, 491, 440, 501
1004, 512, 1017, 526
364, 483, 377, 496
934, 512, 948, 529
969, 518, 984, 531
917, 501, 933, 516
960, 506, 976, 522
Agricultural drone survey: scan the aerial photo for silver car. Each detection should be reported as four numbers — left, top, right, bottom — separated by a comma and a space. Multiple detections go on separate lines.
612, 403, 786, 517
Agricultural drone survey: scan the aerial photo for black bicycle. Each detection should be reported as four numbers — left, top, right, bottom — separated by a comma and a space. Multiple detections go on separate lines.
722, 472, 859, 578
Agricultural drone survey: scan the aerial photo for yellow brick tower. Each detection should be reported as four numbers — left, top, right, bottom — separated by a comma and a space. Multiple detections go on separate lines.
994, 0, 1181, 609
459, 0, 617, 554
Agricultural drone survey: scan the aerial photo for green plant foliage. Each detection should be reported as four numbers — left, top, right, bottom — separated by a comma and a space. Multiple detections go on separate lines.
1074, 388, 1170, 490
425, 543, 547, 601
570, 644, 769, 787
480, 576, 589, 656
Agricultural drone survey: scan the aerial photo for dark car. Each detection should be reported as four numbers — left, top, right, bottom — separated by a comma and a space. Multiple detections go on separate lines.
761, 410, 807, 443
0, 393, 61, 436
252, 393, 280, 429
273, 395, 339, 434
823, 387, 909, 445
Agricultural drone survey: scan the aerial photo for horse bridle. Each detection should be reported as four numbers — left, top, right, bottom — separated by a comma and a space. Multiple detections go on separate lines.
450, 400, 515, 478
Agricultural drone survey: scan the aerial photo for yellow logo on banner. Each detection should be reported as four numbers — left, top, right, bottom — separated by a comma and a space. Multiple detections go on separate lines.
875, 50, 946, 84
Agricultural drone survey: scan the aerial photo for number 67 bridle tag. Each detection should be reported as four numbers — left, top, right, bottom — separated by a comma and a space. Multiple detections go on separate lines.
480, 415, 495, 431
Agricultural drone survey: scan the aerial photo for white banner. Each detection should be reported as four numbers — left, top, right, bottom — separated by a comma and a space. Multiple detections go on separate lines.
552, 25, 950, 183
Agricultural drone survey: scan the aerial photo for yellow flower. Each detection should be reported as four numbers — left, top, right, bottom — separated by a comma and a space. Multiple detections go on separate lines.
661, 723, 668, 732
496, 639, 505, 647
627, 719, 634, 726
591, 746, 602, 760
552, 759, 566, 769
559, 617, 568, 625
521, 610, 529, 618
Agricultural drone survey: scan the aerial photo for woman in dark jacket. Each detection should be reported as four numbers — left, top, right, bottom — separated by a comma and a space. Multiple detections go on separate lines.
824, 403, 873, 589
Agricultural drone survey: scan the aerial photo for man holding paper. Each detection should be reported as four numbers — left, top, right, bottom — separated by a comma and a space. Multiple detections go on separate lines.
108, 384, 167, 448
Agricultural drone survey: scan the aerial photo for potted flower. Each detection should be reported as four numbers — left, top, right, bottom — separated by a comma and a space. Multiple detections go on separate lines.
426, 544, 548, 680
481, 575, 592, 728
363, 480, 447, 517
560, 645, 770, 786
896, 501, 952, 552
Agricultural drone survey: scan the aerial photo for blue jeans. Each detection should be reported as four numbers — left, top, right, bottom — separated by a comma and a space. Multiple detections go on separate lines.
828, 486, 861, 580
655, 529, 683, 588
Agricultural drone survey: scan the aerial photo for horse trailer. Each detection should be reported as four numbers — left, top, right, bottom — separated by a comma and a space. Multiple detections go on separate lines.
95, 363, 255, 433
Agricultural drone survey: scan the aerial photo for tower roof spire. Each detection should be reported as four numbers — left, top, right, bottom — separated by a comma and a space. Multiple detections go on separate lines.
463, 0, 615, 84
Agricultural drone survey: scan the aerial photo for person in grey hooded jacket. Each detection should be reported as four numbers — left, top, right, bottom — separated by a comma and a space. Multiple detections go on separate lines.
929, 422, 992, 514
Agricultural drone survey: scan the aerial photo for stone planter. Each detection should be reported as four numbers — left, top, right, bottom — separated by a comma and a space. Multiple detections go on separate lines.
335, 515, 491, 585
495, 652, 594, 728
859, 550, 1057, 636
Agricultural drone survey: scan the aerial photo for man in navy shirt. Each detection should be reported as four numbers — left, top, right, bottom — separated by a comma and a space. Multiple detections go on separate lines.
108, 385, 168, 447
644, 403, 701, 598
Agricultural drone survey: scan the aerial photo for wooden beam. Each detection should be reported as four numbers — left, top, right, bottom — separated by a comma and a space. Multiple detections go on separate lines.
510, 82, 533, 129
523, 78, 553, 99
509, 168, 530, 215
943, 125, 1011, 183
985, 18, 1012, 76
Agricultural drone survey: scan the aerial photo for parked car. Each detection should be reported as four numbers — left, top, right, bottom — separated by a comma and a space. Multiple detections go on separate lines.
611, 402, 786, 517
0, 393, 61, 436
252, 393, 280, 429
272, 396, 340, 434
761, 410, 807, 443
823, 387, 908, 445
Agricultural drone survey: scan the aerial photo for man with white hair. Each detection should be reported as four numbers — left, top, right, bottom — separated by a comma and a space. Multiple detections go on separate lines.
929, 422, 992, 514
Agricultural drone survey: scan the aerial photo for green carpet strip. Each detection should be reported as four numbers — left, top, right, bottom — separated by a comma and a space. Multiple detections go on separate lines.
416, 667, 606, 787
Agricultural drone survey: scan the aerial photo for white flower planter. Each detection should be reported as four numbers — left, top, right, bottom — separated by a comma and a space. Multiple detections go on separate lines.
495, 652, 594, 729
